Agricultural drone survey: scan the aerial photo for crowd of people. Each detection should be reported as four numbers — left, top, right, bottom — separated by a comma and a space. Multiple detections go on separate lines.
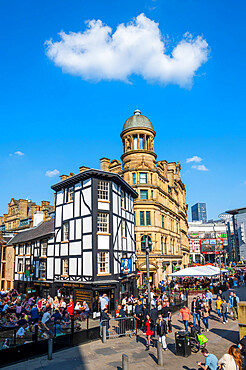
0, 289, 92, 346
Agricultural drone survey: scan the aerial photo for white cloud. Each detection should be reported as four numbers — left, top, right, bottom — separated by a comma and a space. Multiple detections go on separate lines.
186, 156, 202, 163
45, 169, 60, 178
192, 164, 208, 171
45, 14, 209, 88
14, 151, 24, 156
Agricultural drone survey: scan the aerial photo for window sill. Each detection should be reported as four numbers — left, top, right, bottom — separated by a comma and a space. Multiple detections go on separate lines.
66, 201, 73, 204
18, 254, 24, 257
97, 273, 111, 276
98, 200, 110, 203
25, 254, 31, 256
17, 272, 23, 274
122, 236, 127, 239
61, 275, 69, 277
61, 241, 68, 244
39, 256, 47, 259
38, 278, 46, 281
97, 233, 111, 236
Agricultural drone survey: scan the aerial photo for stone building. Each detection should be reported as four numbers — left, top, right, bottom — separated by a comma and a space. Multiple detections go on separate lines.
0, 232, 15, 290
0, 198, 54, 232
99, 109, 189, 285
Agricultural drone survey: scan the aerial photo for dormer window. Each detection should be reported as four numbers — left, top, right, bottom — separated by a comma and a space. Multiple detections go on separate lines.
67, 187, 74, 202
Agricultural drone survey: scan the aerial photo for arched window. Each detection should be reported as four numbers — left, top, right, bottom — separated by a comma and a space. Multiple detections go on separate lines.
146, 136, 149, 150
134, 135, 138, 150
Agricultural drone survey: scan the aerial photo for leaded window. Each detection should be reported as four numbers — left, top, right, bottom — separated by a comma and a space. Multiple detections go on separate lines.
97, 213, 109, 233
98, 181, 109, 201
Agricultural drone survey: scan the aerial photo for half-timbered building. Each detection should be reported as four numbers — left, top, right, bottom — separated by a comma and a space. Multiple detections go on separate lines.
50, 169, 138, 310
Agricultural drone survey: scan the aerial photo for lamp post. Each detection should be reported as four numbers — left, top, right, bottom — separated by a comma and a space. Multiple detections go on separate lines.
144, 236, 152, 308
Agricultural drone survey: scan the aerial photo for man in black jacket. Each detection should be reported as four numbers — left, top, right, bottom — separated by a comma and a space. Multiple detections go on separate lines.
157, 314, 168, 350
134, 300, 143, 330
191, 297, 201, 327
150, 304, 158, 337
101, 308, 110, 337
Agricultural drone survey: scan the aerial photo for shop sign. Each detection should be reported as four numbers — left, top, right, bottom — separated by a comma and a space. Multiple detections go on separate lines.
121, 258, 132, 274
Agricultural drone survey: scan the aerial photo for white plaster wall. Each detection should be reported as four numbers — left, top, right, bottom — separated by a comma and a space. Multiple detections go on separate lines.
55, 245, 59, 256
98, 235, 110, 250
78, 258, 82, 277
113, 192, 118, 214
83, 216, 92, 233
47, 244, 54, 257
83, 252, 92, 276
56, 229, 61, 243
63, 203, 73, 220
69, 258, 77, 275
98, 201, 110, 211
76, 219, 82, 240
81, 187, 91, 216
69, 241, 81, 255
60, 244, 68, 256
83, 179, 91, 187
56, 190, 64, 206
70, 220, 75, 240
55, 259, 60, 274
47, 258, 53, 279
74, 191, 80, 217
83, 235, 92, 249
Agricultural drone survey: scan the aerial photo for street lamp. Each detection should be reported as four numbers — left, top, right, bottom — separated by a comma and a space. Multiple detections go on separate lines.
141, 235, 152, 308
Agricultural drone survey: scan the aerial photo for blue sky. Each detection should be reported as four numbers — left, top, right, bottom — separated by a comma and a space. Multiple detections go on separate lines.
0, 0, 245, 221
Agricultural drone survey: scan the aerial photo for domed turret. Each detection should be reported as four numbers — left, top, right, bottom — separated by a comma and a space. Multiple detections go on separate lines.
122, 109, 154, 132
120, 109, 156, 168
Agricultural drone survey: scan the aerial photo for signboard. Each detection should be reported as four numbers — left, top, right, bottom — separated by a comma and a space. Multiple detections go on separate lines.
75, 290, 92, 309
121, 258, 132, 274
200, 239, 224, 254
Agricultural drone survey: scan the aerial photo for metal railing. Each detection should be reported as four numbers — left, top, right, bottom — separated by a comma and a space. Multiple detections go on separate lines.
100, 316, 136, 339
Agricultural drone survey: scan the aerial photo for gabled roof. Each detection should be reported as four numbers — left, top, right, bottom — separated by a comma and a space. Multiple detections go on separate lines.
51, 169, 138, 198
7, 219, 54, 245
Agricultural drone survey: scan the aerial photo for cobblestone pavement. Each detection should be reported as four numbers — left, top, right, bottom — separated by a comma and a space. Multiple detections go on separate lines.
3, 286, 246, 370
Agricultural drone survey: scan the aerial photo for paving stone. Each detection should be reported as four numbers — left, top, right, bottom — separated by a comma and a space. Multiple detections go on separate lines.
94, 347, 118, 355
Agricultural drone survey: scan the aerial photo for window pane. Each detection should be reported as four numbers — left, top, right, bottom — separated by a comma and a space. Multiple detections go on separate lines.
63, 223, 69, 241
146, 211, 151, 226
68, 187, 74, 202
162, 215, 165, 228
140, 190, 148, 200
98, 181, 109, 201
139, 135, 143, 149
140, 211, 145, 226
97, 213, 109, 233
134, 136, 138, 150
139, 173, 147, 184
97, 252, 109, 273
132, 173, 136, 184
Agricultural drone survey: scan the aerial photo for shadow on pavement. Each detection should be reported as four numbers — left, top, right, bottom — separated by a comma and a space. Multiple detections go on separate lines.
149, 352, 158, 364
209, 328, 239, 343
167, 342, 176, 355
183, 366, 197, 370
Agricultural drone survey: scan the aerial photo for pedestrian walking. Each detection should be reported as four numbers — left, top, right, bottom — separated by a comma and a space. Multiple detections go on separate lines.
178, 304, 191, 331
216, 297, 222, 319
150, 304, 158, 337
232, 292, 240, 320
191, 297, 200, 326
221, 299, 228, 324
157, 314, 168, 350
218, 345, 242, 370
145, 314, 154, 351
202, 302, 209, 331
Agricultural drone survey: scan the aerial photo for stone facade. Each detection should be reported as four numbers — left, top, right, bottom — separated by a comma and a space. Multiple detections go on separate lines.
1, 198, 54, 232
99, 110, 189, 286
0, 232, 15, 290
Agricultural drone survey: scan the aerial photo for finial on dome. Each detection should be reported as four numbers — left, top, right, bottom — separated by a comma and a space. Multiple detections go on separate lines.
134, 109, 141, 116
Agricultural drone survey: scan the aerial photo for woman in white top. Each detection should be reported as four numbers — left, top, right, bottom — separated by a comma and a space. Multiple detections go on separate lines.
218, 345, 242, 370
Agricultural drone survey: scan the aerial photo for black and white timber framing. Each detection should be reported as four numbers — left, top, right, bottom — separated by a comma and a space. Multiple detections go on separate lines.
12, 169, 138, 309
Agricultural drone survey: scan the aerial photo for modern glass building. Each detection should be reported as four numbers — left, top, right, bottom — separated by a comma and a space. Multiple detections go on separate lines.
191, 203, 207, 223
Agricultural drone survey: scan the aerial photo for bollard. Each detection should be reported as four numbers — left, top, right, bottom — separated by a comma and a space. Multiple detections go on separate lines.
157, 341, 164, 366
102, 325, 107, 343
48, 338, 53, 360
122, 354, 129, 370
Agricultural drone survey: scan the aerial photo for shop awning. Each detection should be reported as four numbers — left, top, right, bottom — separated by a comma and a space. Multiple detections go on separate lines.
168, 265, 226, 277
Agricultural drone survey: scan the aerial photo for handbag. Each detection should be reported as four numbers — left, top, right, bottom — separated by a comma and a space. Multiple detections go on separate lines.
197, 333, 208, 345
